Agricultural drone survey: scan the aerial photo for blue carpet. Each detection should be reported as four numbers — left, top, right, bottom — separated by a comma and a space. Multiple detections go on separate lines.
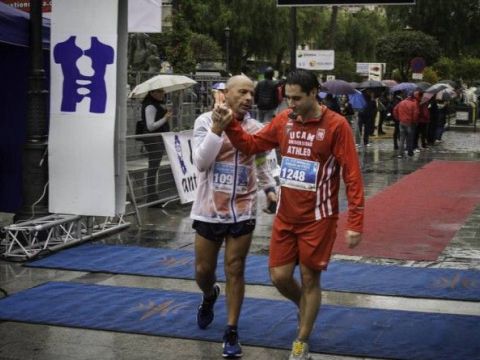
26, 244, 480, 301
0, 281, 478, 360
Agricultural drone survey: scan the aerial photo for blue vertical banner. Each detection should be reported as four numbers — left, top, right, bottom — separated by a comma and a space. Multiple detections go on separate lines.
49, 0, 119, 216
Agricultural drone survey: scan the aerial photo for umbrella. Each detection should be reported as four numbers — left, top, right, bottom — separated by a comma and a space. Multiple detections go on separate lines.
420, 92, 434, 104
356, 80, 385, 89
436, 88, 456, 101
382, 79, 398, 88
415, 81, 432, 91
212, 82, 226, 90
425, 83, 453, 94
129, 74, 197, 99
319, 79, 356, 95
317, 91, 327, 99
348, 89, 367, 110
438, 79, 458, 88
390, 82, 418, 94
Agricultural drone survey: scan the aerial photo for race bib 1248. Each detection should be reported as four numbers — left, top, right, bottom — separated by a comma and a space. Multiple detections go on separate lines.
279, 157, 319, 191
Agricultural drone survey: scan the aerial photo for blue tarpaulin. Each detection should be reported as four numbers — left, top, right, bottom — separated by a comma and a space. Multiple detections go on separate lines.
0, 281, 478, 360
27, 244, 480, 301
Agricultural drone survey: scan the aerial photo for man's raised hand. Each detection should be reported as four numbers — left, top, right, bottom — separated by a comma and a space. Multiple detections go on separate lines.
211, 104, 233, 136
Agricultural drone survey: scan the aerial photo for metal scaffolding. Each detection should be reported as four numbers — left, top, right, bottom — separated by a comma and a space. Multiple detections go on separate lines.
1, 214, 130, 261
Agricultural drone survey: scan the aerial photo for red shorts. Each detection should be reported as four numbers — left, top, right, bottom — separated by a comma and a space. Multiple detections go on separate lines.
269, 216, 337, 271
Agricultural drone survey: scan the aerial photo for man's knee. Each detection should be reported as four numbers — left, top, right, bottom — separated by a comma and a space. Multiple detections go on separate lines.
196, 261, 216, 280
270, 267, 294, 289
300, 268, 321, 290
225, 256, 246, 279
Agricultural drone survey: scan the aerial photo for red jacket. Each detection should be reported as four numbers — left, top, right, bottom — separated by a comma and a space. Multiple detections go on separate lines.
417, 102, 430, 124
225, 107, 364, 233
393, 97, 419, 125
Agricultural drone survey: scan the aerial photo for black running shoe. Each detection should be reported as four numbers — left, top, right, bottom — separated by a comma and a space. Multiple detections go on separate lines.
197, 283, 220, 329
222, 328, 242, 358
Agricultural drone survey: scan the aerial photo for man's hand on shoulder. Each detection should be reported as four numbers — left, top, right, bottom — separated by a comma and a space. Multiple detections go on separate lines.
211, 104, 233, 136
345, 230, 362, 248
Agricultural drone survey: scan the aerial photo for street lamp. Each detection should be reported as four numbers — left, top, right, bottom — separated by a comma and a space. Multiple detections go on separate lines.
224, 26, 230, 74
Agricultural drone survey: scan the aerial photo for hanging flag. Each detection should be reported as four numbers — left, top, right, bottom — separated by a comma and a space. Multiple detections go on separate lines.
49, 0, 119, 216
128, 0, 162, 33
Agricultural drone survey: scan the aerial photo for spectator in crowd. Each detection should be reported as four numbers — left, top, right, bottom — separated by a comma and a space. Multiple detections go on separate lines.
389, 90, 403, 150
393, 91, 420, 158
255, 67, 279, 122
414, 93, 430, 150
357, 89, 376, 147
322, 93, 342, 114
140, 89, 171, 202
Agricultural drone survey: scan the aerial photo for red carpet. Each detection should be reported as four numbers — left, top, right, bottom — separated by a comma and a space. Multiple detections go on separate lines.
333, 160, 480, 261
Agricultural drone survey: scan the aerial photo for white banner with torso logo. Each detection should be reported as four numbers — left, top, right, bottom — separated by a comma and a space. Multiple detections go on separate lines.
161, 130, 197, 204
49, 0, 119, 216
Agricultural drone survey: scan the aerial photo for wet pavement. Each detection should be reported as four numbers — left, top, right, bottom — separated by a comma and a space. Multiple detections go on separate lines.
0, 124, 479, 360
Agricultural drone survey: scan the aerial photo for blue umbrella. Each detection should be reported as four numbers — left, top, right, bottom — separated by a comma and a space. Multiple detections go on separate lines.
390, 82, 418, 93
348, 89, 366, 110
212, 82, 226, 90
317, 91, 327, 99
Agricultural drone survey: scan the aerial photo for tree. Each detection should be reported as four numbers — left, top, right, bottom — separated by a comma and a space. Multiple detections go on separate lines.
180, 0, 289, 74
150, 14, 196, 74
454, 57, 480, 85
189, 33, 222, 62
422, 67, 439, 84
432, 56, 454, 80
385, 0, 480, 58
376, 30, 440, 81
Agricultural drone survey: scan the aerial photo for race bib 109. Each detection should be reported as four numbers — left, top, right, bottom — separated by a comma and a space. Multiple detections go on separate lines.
213, 162, 249, 194
279, 157, 319, 191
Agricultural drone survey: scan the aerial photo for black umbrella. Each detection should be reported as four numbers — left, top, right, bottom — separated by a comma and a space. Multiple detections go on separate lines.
438, 79, 459, 88
319, 79, 356, 95
425, 83, 452, 94
415, 81, 432, 91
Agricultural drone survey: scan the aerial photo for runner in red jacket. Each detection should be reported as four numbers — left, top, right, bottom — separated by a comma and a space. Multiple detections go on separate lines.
212, 69, 364, 360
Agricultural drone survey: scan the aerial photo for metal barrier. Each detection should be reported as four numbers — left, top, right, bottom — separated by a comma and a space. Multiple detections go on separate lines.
125, 131, 179, 225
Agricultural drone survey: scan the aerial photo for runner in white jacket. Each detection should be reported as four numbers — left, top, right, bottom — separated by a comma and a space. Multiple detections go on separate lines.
190, 75, 277, 359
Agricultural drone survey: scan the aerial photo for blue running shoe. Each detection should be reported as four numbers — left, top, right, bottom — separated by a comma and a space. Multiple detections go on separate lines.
196, 283, 220, 329
222, 329, 242, 358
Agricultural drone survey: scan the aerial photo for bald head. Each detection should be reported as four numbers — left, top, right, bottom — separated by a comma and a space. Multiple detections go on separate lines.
226, 75, 253, 90
224, 75, 254, 118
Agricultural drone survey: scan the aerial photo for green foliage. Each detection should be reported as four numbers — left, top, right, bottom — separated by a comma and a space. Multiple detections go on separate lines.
422, 67, 439, 84
453, 57, 480, 84
180, 0, 289, 73
376, 30, 440, 81
143, 1, 480, 82
432, 57, 455, 80
189, 33, 222, 62
385, 0, 480, 58
337, 8, 388, 62
330, 51, 356, 81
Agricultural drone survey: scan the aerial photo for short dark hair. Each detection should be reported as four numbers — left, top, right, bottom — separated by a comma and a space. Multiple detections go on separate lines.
286, 69, 319, 94
264, 66, 274, 79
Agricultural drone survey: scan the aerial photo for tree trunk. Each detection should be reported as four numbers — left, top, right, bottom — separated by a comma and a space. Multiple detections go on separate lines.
326, 6, 338, 49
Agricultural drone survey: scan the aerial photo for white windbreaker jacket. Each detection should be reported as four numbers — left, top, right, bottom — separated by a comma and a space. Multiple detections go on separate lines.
190, 111, 277, 223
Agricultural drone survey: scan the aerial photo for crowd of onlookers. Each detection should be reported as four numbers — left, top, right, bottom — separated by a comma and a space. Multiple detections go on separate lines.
218, 67, 477, 160
319, 84, 477, 158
